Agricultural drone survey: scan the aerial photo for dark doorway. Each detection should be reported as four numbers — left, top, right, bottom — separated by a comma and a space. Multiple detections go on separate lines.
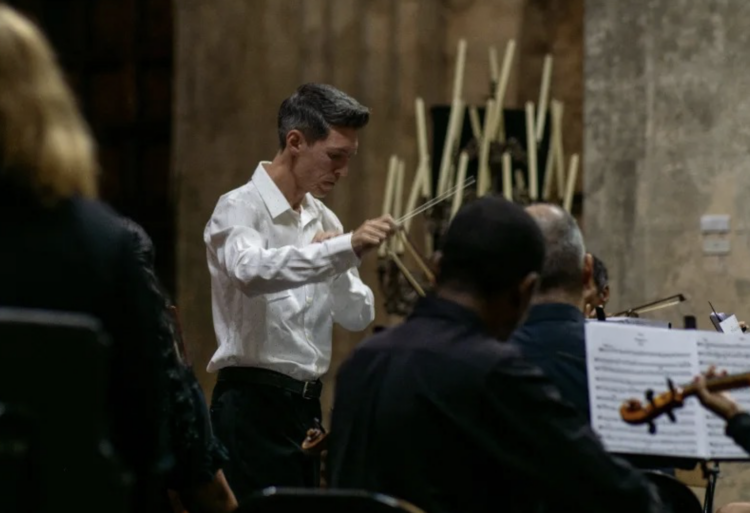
7, 0, 176, 294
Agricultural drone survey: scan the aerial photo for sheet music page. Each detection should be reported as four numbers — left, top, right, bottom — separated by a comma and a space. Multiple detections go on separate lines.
586, 322, 705, 458
719, 315, 743, 335
696, 331, 750, 459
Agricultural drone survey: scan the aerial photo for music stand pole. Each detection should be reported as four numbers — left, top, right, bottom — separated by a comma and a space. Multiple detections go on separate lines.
702, 461, 720, 513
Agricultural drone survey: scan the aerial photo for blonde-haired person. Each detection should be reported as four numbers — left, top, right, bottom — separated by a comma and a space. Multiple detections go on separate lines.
0, 4, 96, 204
0, 4, 170, 512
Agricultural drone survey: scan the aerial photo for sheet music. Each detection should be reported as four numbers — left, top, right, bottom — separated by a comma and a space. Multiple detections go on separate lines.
719, 314, 743, 335
586, 322, 705, 458
696, 331, 750, 459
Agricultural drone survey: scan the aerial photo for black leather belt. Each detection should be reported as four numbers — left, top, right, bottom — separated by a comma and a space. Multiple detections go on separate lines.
217, 367, 322, 400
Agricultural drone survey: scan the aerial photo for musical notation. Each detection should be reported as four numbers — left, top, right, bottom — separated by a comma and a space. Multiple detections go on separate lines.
586, 323, 702, 459
587, 323, 750, 461
696, 333, 750, 459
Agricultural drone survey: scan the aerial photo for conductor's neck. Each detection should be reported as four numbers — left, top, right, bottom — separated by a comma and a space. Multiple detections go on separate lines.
265, 154, 306, 211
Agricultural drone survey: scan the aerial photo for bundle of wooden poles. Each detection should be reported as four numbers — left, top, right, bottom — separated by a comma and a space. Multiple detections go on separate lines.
377, 38, 581, 316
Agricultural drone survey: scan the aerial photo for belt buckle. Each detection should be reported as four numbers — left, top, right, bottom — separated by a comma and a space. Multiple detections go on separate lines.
302, 381, 313, 399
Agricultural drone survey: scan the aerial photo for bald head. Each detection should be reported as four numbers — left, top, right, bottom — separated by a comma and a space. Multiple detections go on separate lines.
525, 203, 586, 295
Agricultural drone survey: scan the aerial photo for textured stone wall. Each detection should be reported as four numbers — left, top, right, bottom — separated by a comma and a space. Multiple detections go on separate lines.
584, 0, 750, 505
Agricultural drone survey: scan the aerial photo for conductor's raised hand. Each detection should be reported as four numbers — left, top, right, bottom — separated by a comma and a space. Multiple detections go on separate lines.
351, 215, 398, 257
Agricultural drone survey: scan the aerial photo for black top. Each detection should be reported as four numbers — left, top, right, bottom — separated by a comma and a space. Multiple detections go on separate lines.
0, 194, 169, 512
511, 303, 589, 415
727, 413, 750, 455
120, 219, 229, 500
326, 295, 663, 513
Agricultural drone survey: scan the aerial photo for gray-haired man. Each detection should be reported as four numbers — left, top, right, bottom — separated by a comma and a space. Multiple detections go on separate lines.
204, 83, 395, 499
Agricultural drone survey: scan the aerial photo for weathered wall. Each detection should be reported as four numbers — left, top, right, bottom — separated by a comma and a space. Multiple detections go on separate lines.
584, 0, 750, 504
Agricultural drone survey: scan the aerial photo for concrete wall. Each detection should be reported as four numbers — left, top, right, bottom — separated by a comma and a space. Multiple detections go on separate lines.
584, 0, 750, 504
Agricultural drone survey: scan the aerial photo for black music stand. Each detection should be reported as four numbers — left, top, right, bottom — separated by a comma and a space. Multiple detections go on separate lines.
0, 308, 129, 513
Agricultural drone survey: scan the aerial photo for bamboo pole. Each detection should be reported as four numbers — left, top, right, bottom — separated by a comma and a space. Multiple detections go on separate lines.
563, 154, 579, 213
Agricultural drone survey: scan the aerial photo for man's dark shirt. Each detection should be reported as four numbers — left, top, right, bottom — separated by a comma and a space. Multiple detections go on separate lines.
511, 303, 589, 416
326, 295, 661, 513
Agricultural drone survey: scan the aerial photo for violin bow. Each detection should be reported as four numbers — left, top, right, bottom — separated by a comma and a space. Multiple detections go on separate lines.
610, 293, 686, 318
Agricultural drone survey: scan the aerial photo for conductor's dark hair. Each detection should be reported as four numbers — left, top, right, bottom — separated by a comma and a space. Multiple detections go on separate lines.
277, 83, 370, 149
592, 254, 609, 294
437, 196, 545, 299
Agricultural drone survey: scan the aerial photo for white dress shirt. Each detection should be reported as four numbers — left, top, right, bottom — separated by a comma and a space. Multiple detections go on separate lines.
204, 162, 375, 381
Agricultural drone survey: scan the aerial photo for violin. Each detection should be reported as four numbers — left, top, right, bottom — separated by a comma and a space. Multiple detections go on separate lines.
620, 372, 750, 432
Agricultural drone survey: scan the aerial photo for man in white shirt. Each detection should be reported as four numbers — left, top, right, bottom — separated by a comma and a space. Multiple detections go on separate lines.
204, 83, 395, 500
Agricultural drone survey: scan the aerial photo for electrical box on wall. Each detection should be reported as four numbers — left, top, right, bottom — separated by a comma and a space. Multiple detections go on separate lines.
703, 238, 731, 255
701, 215, 731, 233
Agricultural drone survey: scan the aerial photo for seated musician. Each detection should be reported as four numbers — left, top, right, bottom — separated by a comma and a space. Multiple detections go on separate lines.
510, 203, 593, 416
584, 254, 610, 317
326, 197, 665, 513
514, 203, 688, 472
694, 368, 750, 513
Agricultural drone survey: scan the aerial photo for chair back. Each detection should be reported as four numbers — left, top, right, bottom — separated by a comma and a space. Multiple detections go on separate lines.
238, 487, 426, 513
644, 470, 703, 513
0, 308, 129, 513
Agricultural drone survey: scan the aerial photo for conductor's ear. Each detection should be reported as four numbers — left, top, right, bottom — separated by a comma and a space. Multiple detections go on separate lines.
286, 129, 305, 156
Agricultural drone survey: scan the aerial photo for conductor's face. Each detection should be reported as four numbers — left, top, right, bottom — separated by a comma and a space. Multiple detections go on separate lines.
291, 126, 359, 198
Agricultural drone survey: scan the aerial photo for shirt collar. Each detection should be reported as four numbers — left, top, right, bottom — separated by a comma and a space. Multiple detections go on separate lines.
251, 162, 320, 224
409, 295, 487, 332
524, 303, 585, 325
251, 162, 292, 219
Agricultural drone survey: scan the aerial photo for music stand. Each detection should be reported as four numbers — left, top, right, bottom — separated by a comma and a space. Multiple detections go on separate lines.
0, 308, 129, 513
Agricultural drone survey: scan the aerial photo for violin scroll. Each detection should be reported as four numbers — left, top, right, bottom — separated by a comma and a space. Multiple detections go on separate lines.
619, 378, 686, 430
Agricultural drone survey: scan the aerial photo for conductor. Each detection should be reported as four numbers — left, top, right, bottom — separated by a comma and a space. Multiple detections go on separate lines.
204, 83, 395, 500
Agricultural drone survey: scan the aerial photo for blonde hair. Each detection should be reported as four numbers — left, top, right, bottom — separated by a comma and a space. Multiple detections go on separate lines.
0, 4, 97, 204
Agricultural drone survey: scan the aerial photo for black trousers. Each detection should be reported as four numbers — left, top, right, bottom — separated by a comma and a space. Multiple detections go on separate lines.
210, 369, 322, 503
